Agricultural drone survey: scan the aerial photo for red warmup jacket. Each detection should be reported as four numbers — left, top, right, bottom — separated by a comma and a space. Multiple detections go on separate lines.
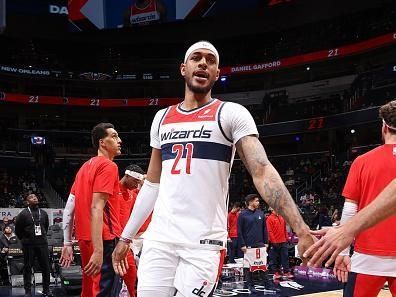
227, 211, 239, 238
266, 213, 288, 244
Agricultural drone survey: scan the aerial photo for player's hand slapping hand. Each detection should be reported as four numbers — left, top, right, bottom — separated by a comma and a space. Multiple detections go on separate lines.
59, 245, 74, 268
112, 241, 130, 276
84, 250, 103, 276
303, 226, 354, 268
297, 232, 318, 266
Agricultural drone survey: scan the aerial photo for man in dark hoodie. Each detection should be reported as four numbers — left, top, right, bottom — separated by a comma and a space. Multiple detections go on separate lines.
238, 194, 279, 293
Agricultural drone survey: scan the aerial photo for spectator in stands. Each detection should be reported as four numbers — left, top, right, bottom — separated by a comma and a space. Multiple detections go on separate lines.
0, 226, 15, 285
15, 193, 52, 297
300, 190, 314, 212
10, 217, 16, 230
328, 205, 335, 216
0, 217, 10, 231
266, 208, 293, 279
331, 209, 341, 226
227, 202, 241, 263
284, 176, 295, 186
285, 167, 294, 176
328, 187, 338, 201
318, 207, 332, 229
8, 194, 17, 208
3, 226, 15, 242
310, 206, 319, 229
299, 190, 309, 204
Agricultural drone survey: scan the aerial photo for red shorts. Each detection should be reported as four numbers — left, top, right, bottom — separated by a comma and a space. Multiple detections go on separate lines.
344, 272, 396, 297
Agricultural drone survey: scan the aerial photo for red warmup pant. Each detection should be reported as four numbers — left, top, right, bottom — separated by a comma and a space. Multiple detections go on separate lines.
79, 239, 118, 297
122, 250, 137, 297
344, 272, 396, 297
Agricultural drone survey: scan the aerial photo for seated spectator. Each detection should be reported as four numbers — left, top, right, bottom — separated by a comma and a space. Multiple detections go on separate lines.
9, 217, 16, 231
331, 208, 341, 226
328, 205, 335, 216
284, 176, 295, 186
0, 225, 15, 285
0, 225, 16, 247
285, 167, 294, 176
318, 207, 332, 229
299, 192, 308, 204
327, 187, 338, 201
310, 207, 319, 229
343, 160, 352, 167
0, 217, 10, 232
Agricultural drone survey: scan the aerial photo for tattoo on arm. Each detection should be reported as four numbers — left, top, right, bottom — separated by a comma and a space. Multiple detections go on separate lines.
262, 174, 285, 213
236, 136, 309, 236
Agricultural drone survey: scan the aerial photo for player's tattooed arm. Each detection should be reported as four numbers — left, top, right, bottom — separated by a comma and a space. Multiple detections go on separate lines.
236, 135, 310, 237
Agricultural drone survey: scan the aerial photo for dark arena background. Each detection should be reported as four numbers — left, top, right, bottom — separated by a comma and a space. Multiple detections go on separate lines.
0, 0, 395, 296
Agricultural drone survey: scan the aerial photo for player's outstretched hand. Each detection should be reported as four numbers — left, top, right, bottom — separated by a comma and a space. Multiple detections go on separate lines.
112, 241, 130, 276
84, 250, 103, 276
303, 226, 354, 268
59, 245, 74, 268
333, 255, 351, 283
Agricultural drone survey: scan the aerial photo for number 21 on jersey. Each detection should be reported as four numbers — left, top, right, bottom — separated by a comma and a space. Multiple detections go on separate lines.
171, 143, 194, 174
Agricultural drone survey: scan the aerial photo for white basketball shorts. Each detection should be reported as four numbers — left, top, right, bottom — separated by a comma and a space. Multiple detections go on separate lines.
137, 239, 224, 297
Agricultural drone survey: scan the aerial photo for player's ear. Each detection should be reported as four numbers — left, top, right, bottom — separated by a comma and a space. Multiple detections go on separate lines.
215, 68, 220, 81
180, 63, 186, 77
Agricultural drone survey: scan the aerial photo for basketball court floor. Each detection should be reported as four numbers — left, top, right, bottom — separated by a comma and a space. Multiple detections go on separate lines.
0, 276, 391, 296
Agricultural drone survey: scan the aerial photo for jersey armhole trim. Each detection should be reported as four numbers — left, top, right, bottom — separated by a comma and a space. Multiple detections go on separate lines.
217, 102, 233, 143
157, 107, 170, 135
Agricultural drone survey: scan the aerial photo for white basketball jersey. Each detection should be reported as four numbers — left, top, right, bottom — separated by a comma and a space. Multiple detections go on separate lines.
143, 99, 258, 250
243, 247, 268, 272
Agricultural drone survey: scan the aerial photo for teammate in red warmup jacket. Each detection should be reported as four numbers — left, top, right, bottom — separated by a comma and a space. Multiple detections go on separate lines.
60, 123, 122, 297
118, 164, 147, 297
266, 208, 293, 279
227, 202, 241, 263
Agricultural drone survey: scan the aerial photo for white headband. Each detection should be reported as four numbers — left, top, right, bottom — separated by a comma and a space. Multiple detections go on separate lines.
184, 41, 219, 64
383, 119, 396, 130
125, 170, 144, 181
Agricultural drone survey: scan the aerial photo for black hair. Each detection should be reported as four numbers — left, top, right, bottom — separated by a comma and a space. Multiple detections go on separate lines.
232, 202, 241, 209
91, 123, 114, 151
125, 164, 145, 175
25, 193, 36, 200
245, 194, 259, 206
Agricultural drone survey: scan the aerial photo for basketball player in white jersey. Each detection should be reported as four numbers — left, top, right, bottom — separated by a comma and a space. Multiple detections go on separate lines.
112, 41, 316, 297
